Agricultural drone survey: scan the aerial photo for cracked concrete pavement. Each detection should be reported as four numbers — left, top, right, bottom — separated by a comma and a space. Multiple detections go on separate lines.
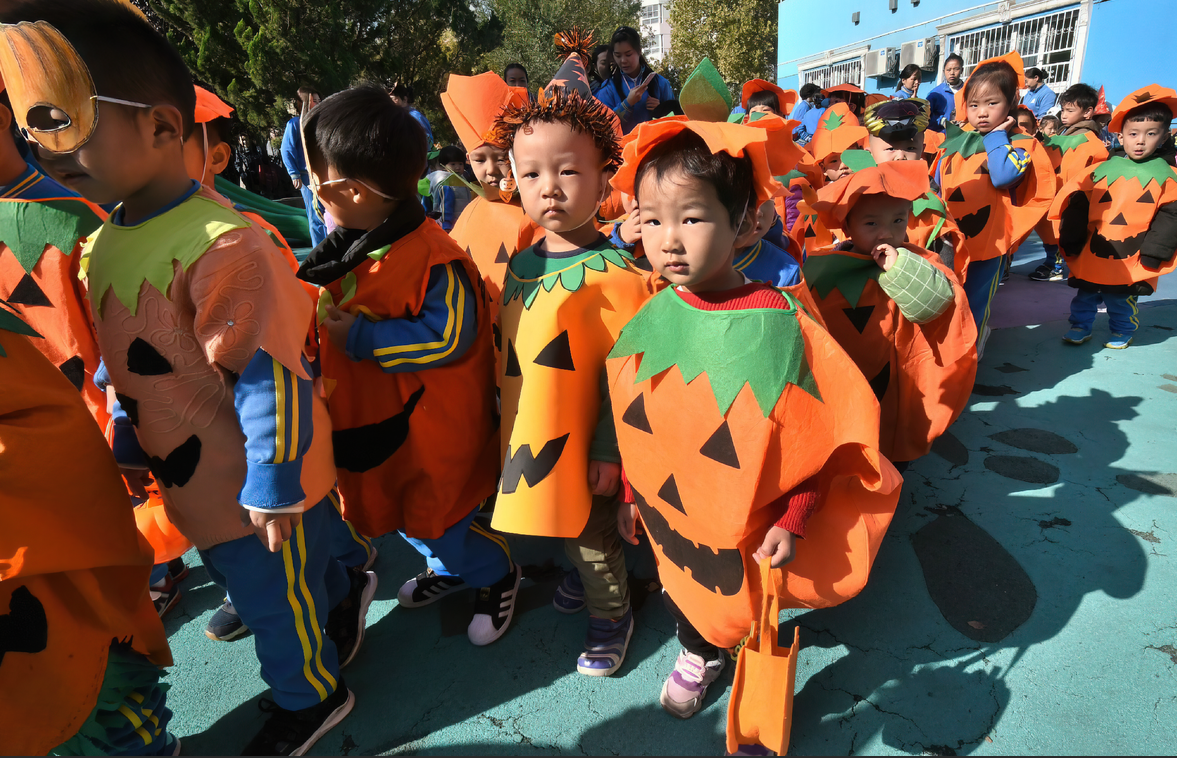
158, 242, 1177, 755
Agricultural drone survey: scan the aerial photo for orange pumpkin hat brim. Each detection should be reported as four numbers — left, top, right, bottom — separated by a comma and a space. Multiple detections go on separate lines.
613, 115, 803, 208
741, 79, 798, 112
1108, 84, 1177, 134
441, 71, 530, 153
194, 84, 233, 124
808, 103, 869, 162
811, 159, 930, 230
955, 50, 1025, 117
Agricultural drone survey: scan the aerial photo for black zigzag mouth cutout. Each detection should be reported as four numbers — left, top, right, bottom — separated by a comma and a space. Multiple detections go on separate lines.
632, 487, 744, 596
333, 386, 424, 473
500, 433, 570, 494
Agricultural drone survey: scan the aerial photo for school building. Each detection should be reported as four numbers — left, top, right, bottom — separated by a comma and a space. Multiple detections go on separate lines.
775, 0, 1171, 106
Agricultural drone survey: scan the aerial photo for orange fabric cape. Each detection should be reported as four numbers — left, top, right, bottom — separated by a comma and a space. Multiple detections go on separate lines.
606, 286, 902, 648
0, 325, 170, 755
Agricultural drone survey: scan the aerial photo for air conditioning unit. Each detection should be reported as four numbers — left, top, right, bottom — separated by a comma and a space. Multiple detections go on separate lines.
864, 48, 899, 79
900, 37, 937, 71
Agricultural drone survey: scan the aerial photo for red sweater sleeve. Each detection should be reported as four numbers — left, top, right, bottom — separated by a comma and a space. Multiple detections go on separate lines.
772, 475, 821, 538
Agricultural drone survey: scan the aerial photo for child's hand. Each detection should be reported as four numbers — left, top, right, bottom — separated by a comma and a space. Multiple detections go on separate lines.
617, 501, 640, 545
872, 243, 900, 272
618, 208, 642, 243
121, 467, 152, 500
588, 460, 621, 496
324, 304, 357, 350
998, 115, 1017, 134
241, 507, 303, 553
753, 526, 797, 568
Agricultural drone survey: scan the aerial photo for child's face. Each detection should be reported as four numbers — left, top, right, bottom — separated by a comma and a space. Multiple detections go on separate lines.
1060, 101, 1093, 128
965, 83, 1011, 134
637, 167, 752, 293
845, 193, 911, 253
468, 144, 511, 188
182, 125, 232, 185
513, 121, 610, 241
867, 133, 923, 163
308, 151, 395, 230
1120, 119, 1168, 161
1016, 112, 1037, 135
821, 152, 851, 182
505, 68, 528, 89
444, 160, 466, 175
35, 102, 177, 205
1039, 119, 1059, 137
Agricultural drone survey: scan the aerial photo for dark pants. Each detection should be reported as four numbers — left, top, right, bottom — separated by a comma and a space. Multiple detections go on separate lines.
664, 590, 721, 661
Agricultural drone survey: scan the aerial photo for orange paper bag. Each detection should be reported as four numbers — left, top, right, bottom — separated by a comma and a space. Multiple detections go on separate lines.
133, 491, 193, 564
726, 559, 802, 755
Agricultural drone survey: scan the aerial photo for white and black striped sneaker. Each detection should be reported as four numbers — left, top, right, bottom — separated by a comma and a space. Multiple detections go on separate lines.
396, 569, 467, 608
468, 563, 521, 646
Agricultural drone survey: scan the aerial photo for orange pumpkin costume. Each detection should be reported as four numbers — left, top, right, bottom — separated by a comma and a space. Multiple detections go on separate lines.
805, 161, 977, 462
0, 312, 171, 755
792, 104, 868, 253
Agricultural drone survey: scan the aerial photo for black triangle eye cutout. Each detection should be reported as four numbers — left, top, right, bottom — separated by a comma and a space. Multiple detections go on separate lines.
869, 362, 890, 402
58, 356, 85, 391
699, 420, 740, 469
843, 305, 875, 334
621, 393, 652, 433
8, 274, 52, 307
948, 188, 966, 203
1098, 190, 1113, 203
127, 337, 172, 376
1138, 189, 1155, 204
657, 474, 687, 514
533, 330, 575, 371
504, 339, 522, 377
974, 164, 989, 175
494, 243, 510, 264
1110, 213, 1128, 226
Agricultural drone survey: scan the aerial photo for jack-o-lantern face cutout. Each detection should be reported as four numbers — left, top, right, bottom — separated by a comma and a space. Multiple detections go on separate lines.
608, 287, 902, 649
492, 240, 650, 539
1050, 155, 1177, 287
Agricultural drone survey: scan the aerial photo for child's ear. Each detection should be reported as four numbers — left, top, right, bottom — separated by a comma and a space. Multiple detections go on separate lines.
598, 168, 615, 205
149, 105, 185, 147
209, 142, 232, 176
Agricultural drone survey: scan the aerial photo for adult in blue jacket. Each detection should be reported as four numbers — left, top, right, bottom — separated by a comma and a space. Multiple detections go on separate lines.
927, 53, 965, 132
594, 26, 676, 134
790, 83, 823, 144
1021, 67, 1057, 119
280, 87, 327, 246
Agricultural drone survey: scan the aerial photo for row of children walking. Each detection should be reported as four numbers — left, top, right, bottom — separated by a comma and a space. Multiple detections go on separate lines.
2, 1, 1175, 756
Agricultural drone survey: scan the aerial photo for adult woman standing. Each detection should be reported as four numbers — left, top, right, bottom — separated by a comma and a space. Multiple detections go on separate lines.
595, 26, 675, 133
894, 64, 922, 99
590, 44, 613, 97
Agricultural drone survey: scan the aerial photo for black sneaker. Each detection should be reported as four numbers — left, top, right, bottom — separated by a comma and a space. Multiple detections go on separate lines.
396, 569, 467, 608
1029, 264, 1064, 282
468, 563, 521, 646
167, 557, 189, 583
326, 567, 377, 668
241, 680, 354, 756
151, 576, 181, 618
205, 600, 250, 641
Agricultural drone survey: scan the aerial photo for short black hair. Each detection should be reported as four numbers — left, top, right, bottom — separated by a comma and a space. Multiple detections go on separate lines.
389, 82, 415, 103
438, 145, 465, 165
1016, 105, 1037, 125
1060, 83, 1098, 112
1, 0, 196, 138
504, 63, 528, 81
634, 130, 754, 231
964, 60, 1018, 108
944, 53, 964, 68
1026, 67, 1048, 81
1123, 102, 1174, 128
746, 90, 781, 114
896, 64, 922, 91
304, 83, 425, 200
799, 83, 822, 100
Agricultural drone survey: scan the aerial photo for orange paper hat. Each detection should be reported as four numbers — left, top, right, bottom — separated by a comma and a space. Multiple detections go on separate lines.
808, 103, 869, 162
442, 71, 530, 153
613, 116, 802, 208
810, 159, 930, 230
1094, 85, 1110, 117
955, 50, 1025, 118
1108, 84, 1177, 134
741, 79, 798, 112
194, 84, 233, 123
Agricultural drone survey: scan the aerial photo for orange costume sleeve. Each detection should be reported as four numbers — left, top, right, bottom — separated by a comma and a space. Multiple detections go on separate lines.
0, 318, 169, 755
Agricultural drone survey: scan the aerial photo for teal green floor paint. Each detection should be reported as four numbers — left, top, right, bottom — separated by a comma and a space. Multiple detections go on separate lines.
159, 247, 1177, 755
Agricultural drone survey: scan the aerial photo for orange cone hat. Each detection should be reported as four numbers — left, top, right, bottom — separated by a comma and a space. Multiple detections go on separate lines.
441, 71, 530, 153
811, 158, 930, 230
1094, 85, 1110, 117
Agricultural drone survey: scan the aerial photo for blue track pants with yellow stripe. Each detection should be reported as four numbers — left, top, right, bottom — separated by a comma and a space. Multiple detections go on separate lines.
199, 495, 348, 710
963, 257, 1005, 335
1069, 289, 1140, 335
400, 505, 512, 588
325, 488, 375, 569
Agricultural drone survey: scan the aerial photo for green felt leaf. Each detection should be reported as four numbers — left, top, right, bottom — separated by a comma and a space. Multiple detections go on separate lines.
680, 57, 733, 123
441, 171, 487, 199
777, 169, 805, 183
316, 288, 334, 325
417, 178, 431, 197
1092, 155, 1177, 191
1043, 133, 1091, 154
367, 244, 391, 261
912, 190, 946, 219
727, 112, 746, 123
802, 252, 881, 308
0, 302, 42, 357
940, 123, 986, 159
609, 287, 820, 417
339, 271, 357, 306
503, 241, 635, 310
840, 149, 878, 172
823, 109, 844, 132
0, 198, 102, 273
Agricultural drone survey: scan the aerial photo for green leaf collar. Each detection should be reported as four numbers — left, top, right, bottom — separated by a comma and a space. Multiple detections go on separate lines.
1092, 155, 1177, 191
940, 123, 986, 159
0, 198, 102, 273
802, 251, 881, 308
503, 239, 634, 310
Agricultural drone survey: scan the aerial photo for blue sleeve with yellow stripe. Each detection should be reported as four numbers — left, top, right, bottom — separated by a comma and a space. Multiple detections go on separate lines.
234, 350, 314, 511
345, 261, 478, 373
983, 130, 1030, 189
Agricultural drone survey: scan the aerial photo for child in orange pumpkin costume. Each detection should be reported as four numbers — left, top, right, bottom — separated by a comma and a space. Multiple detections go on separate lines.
791, 103, 869, 254
804, 160, 978, 467
936, 52, 1054, 352
296, 84, 521, 647
1051, 86, 1177, 350
606, 118, 902, 752
488, 31, 652, 677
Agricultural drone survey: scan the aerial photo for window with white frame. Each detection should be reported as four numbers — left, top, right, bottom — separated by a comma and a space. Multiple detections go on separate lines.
801, 56, 865, 89
640, 3, 660, 25
947, 6, 1081, 87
